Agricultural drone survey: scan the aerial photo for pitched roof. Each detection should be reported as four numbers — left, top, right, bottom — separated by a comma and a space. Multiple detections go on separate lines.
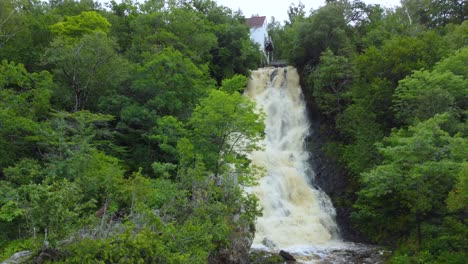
246, 16, 266, 28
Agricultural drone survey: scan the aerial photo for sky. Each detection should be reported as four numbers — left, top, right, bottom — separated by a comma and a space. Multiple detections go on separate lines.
215, 0, 402, 23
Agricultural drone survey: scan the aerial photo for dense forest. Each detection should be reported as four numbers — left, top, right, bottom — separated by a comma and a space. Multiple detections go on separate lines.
0, 0, 466, 263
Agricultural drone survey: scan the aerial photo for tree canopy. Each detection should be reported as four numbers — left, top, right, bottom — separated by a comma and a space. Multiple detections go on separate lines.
0, 0, 264, 262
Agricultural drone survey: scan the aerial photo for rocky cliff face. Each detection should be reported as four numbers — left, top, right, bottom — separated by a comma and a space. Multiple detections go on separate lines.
302, 86, 367, 243
306, 120, 362, 242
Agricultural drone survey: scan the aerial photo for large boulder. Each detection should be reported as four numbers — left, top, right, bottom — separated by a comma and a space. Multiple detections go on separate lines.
2, 251, 33, 264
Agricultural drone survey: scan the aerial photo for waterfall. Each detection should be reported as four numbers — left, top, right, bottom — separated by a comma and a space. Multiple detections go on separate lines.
245, 66, 340, 252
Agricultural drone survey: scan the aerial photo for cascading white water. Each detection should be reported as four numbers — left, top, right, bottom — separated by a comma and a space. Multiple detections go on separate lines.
245, 66, 341, 252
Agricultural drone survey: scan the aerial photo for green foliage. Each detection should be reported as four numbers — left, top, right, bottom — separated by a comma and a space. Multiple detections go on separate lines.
40, 111, 124, 202
0, 0, 54, 69
401, 0, 466, 28
150, 115, 187, 163
307, 49, 353, 118
394, 69, 467, 124
446, 165, 468, 212
389, 216, 468, 264
132, 47, 214, 118
209, 20, 262, 84
40, 111, 115, 156
336, 104, 384, 174
60, 221, 215, 264
434, 47, 468, 79
0, 60, 52, 170
353, 114, 466, 242
0, 237, 38, 262
45, 32, 128, 111
3, 159, 44, 186
188, 89, 264, 177
220, 74, 249, 94
289, 2, 352, 68
0, 181, 22, 224
0, 1, 267, 262
50, 11, 111, 39
104, 0, 139, 53
20, 179, 89, 245
0, 60, 52, 118
355, 31, 445, 85
442, 21, 468, 51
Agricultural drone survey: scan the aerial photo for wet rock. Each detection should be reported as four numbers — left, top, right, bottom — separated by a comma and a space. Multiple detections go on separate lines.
262, 238, 276, 249
279, 250, 296, 262
251, 243, 390, 264
315, 244, 391, 264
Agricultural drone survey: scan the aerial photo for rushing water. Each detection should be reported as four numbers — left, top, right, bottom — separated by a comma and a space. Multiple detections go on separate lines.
245, 66, 341, 253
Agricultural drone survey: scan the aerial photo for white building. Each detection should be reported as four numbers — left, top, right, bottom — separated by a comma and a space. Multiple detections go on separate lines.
246, 16, 273, 64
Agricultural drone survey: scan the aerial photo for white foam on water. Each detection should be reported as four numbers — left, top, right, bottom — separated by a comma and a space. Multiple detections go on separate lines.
245, 67, 341, 252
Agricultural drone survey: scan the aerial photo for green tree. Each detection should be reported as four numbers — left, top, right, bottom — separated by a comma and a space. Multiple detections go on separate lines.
446, 165, 468, 212
128, 3, 217, 63
0, 0, 54, 70
336, 104, 384, 174
164, 5, 218, 63
353, 114, 466, 244
442, 21, 468, 51
434, 47, 468, 78
104, 0, 140, 53
45, 32, 128, 111
131, 47, 214, 118
209, 19, 262, 84
0, 61, 52, 170
48, 0, 98, 16
394, 69, 467, 124
0, 0, 22, 47
355, 31, 445, 85
187, 89, 264, 178
286, 1, 306, 25
307, 49, 353, 118
177, 89, 264, 262
19, 179, 88, 246
107, 47, 215, 173
50, 11, 111, 40
289, 2, 352, 69
149, 115, 187, 164
401, 0, 466, 27
219, 74, 248, 94
335, 78, 392, 175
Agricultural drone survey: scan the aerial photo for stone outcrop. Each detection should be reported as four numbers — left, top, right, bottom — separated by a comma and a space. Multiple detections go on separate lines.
279, 250, 296, 262
1, 251, 32, 264
303, 89, 367, 243
209, 218, 254, 264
